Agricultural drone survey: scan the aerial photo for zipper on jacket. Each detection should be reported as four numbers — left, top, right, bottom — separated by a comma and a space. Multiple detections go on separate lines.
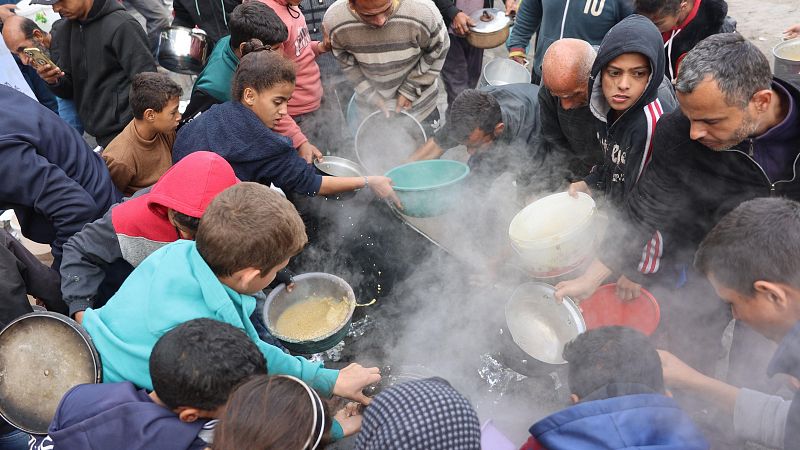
724, 146, 800, 197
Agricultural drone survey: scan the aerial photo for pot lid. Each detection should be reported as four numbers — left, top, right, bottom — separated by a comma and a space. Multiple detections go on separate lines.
469, 8, 510, 34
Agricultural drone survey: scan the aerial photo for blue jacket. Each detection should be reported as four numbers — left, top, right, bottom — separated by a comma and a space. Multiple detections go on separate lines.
530, 384, 709, 450
0, 85, 120, 269
30, 382, 209, 450
173, 101, 323, 196
82, 240, 338, 396
768, 322, 800, 450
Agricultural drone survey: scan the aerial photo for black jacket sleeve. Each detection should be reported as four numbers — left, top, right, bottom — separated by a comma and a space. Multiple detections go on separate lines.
179, 89, 224, 128
432, 0, 461, 28
172, 0, 195, 29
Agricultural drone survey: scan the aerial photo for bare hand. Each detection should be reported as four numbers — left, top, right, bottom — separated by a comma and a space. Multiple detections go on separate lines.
285, 281, 296, 293
319, 24, 332, 53
615, 275, 642, 301
510, 55, 527, 66
568, 181, 592, 198
395, 94, 412, 113
332, 363, 381, 405
452, 11, 475, 36
36, 63, 64, 85
0, 4, 15, 22
555, 275, 601, 303
505, 0, 519, 16
407, 137, 444, 162
73, 311, 84, 324
366, 176, 403, 209
658, 349, 703, 389
298, 141, 323, 164
785, 23, 800, 40
372, 94, 390, 118
333, 402, 363, 436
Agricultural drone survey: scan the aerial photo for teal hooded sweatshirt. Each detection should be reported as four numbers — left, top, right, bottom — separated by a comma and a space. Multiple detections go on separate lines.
82, 240, 339, 395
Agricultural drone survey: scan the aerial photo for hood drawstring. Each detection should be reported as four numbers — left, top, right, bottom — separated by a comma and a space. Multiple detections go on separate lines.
559, 0, 570, 39
288, 4, 301, 19
664, 28, 681, 84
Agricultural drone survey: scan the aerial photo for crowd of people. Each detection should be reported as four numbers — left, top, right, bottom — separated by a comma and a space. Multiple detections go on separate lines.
1, 0, 800, 448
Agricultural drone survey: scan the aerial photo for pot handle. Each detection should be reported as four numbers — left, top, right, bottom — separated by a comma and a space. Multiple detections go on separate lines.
355, 298, 377, 307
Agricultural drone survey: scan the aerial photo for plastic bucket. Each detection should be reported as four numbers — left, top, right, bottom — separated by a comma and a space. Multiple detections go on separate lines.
580, 284, 661, 336
384, 160, 470, 217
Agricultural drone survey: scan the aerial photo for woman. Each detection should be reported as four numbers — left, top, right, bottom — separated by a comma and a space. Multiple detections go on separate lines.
173, 48, 400, 206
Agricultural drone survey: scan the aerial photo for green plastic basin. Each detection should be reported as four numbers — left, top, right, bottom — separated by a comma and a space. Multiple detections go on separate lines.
385, 160, 470, 218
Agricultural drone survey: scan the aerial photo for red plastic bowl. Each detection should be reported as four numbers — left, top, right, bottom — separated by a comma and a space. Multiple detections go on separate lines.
580, 284, 661, 336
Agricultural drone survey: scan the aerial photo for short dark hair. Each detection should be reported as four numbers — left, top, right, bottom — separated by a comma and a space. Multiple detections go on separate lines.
448, 89, 502, 143
634, 0, 683, 16
171, 210, 201, 232
214, 375, 332, 450
564, 326, 664, 399
19, 16, 43, 40
675, 33, 772, 108
196, 183, 307, 277
129, 72, 182, 119
229, 2, 288, 50
149, 318, 267, 411
695, 198, 800, 295
231, 51, 296, 101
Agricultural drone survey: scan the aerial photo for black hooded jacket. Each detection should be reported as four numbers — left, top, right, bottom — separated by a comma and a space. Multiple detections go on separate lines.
662, 0, 729, 83
48, 0, 156, 147
585, 14, 677, 208
172, 0, 242, 46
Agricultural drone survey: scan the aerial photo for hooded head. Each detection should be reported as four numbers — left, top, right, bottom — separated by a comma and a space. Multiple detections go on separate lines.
589, 15, 667, 122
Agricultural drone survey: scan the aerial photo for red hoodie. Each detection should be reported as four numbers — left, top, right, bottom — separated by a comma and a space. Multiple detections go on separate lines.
112, 151, 238, 243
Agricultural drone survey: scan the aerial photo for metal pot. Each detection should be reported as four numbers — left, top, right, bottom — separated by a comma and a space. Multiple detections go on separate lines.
480, 57, 531, 87
503, 282, 585, 370
466, 8, 511, 49
773, 38, 800, 86
157, 26, 209, 75
354, 110, 427, 175
314, 156, 367, 200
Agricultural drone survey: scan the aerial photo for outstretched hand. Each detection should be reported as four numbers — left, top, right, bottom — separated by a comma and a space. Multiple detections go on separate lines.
333, 363, 381, 405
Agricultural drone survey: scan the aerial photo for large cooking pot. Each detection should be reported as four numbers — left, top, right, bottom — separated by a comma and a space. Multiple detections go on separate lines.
0, 312, 102, 434
480, 57, 531, 87
508, 192, 596, 277
355, 110, 427, 175
157, 26, 209, 75
466, 8, 512, 49
265, 273, 368, 355
500, 282, 585, 376
773, 38, 800, 86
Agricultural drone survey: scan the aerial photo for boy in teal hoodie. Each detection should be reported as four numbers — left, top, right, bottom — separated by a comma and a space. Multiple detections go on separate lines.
81, 182, 380, 438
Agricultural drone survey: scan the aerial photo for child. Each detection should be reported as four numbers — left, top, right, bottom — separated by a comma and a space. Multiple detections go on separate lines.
79, 182, 380, 439
102, 72, 183, 196
215, 375, 363, 449
30, 318, 267, 450
173, 50, 400, 206
635, 0, 731, 83
570, 14, 677, 208
182, 2, 288, 122
355, 377, 481, 450
521, 326, 708, 449
60, 151, 240, 322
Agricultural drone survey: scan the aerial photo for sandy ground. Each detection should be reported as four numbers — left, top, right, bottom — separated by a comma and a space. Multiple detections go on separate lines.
727, 0, 799, 65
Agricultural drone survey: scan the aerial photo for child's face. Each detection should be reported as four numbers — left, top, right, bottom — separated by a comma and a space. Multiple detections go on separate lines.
244, 82, 294, 129
151, 97, 181, 134
601, 53, 651, 113
242, 257, 291, 294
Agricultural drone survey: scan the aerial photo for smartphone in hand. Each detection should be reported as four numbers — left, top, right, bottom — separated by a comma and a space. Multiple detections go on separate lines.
23, 47, 60, 72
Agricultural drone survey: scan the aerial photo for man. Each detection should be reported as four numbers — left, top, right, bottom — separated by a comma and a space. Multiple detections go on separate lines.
432, 0, 487, 106
1, 15, 83, 133
555, 33, 800, 372
539, 38, 603, 183
173, 0, 242, 46
323, 0, 450, 133
506, 0, 633, 84
0, 85, 120, 270
658, 198, 800, 450
32, 0, 156, 147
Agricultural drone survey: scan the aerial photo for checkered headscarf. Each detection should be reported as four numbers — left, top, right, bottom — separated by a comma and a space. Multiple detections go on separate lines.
354, 377, 481, 450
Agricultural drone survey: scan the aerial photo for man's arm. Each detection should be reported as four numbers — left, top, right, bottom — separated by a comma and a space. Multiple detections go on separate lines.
431, 0, 460, 28
172, 0, 194, 28
506, 0, 542, 57
0, 230, 64, 315
111, 17, 158, 79
396, 15, 450, 104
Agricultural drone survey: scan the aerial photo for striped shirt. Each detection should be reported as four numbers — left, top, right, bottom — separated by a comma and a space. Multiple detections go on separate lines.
323, 0, 450, 120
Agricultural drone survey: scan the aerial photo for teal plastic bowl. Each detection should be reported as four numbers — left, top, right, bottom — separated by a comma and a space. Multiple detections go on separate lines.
385, 160, 470, 218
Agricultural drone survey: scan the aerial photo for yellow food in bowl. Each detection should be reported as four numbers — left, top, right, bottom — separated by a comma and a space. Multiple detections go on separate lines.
274, 296, 351, 341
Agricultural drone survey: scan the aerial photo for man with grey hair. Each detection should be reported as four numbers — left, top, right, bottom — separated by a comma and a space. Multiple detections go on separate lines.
538, 38, 603, 184
555, 33, 800, 376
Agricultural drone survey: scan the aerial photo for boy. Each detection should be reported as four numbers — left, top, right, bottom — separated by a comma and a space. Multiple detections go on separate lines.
30, 318, 267, 450
657, 198, 800, 449
102, 72, 183, 196
60, 151, 239, 322
522, 326, 709, 449
80, 183, 380, 438
635, 0, 731, 83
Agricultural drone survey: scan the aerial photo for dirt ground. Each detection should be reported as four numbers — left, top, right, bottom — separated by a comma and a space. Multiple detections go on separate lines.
727, 0, 799, 65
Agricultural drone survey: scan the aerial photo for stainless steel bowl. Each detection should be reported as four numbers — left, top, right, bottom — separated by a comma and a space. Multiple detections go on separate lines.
314, 156, 366, 178
157, 26, 209, 75
355, 110, 427, 175
504, 282, 585, 365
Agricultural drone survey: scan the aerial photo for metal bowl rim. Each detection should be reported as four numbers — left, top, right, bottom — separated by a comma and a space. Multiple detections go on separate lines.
354, 110, 427, 173
314, 156, 367, 177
